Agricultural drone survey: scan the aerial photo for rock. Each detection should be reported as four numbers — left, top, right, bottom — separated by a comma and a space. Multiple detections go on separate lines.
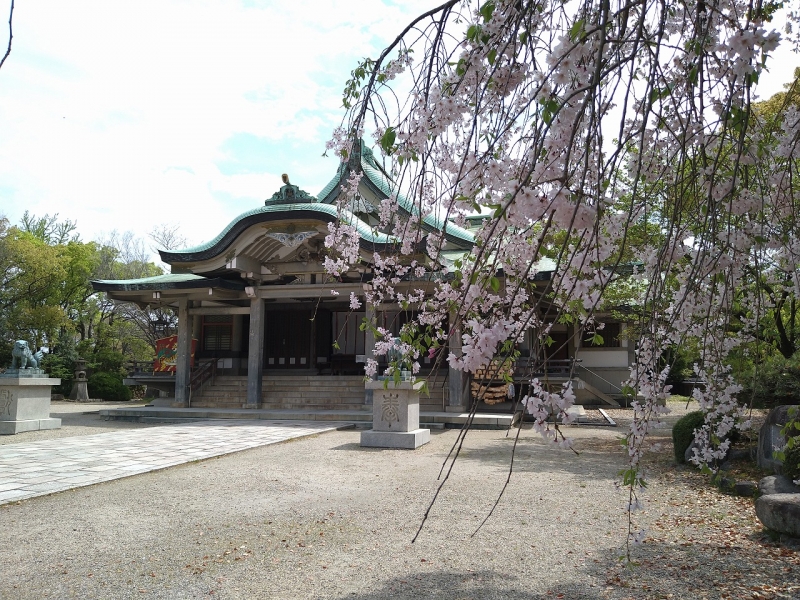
719, 461, 733, 471
757, 405, 796, 474
728, 447, 755, 462
759, 475, 800, 496
733, 480, 758, 497
755, 493, 800, 538
51, 394, 65, 401
717, 476, 736, 490
684, 439, 702, 464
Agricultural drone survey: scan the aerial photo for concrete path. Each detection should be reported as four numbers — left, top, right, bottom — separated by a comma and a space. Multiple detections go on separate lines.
0, 420, 351, 506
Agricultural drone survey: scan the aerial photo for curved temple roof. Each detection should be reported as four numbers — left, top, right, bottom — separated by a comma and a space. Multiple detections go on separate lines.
158, 141, 474, 265
159, 203, 395, 264
318, 141, 474, 246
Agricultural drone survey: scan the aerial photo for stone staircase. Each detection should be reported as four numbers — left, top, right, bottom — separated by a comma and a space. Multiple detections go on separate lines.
190, 374, 447, 411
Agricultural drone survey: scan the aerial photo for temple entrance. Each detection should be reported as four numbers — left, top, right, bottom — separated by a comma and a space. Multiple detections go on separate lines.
264, 310, 313, 369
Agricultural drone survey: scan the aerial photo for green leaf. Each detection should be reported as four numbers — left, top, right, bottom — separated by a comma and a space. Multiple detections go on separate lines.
480, 1, 495, 22
490, 276, 500, 292
569, 18, 584, 42
487, 48, 497, 66
380, 127, 396, 154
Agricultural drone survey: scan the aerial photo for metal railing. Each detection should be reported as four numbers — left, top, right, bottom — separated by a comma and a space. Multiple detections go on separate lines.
188, 359, 217, 405
512, 358, 583, 380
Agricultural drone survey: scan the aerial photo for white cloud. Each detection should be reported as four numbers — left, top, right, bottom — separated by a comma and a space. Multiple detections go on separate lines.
0, 0, 797, 256
0, 0, 432, 249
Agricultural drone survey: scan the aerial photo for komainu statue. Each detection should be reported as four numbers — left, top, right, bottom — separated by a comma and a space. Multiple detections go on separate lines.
10, 340, 43, 369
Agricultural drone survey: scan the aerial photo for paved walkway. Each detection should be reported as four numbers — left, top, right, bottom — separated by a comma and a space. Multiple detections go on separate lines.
0, 420, 351, 506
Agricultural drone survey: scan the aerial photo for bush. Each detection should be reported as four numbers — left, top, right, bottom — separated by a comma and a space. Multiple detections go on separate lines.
673, 410, 706, 463
784, 445, 800, 480
40, 352, 75, 396
90, 349, 126, 376
740, 354, 800, 408
87, 372, 131, 402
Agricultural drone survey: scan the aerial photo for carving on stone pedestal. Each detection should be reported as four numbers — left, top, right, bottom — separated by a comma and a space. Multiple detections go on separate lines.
380, 393, 400, 424
1, 389, 12, 415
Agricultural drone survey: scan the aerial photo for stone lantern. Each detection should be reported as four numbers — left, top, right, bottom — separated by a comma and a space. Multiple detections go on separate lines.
69, 358, 90, 402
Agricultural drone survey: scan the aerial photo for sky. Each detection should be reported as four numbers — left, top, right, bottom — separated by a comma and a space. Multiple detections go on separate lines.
1, 1, 799, 254
0, 0, 432, 249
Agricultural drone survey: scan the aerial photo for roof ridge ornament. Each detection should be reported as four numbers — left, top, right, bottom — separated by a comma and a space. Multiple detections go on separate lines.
265, 173, 317, 205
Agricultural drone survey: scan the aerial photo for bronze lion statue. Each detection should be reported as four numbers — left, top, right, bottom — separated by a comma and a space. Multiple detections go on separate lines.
10, 340, 43, 369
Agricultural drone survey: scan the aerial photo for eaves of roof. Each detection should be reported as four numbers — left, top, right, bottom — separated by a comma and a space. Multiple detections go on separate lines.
159, 203, 395, 264
91, 274, 246, 292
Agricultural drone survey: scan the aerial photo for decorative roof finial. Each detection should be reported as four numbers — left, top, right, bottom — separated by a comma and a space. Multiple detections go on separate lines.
282, 173, 290, 185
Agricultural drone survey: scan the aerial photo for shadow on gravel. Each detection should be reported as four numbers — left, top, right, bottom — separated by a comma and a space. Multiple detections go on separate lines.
586, 537, 800, 599
451, 434, 627, 479
333, 569, 597, 600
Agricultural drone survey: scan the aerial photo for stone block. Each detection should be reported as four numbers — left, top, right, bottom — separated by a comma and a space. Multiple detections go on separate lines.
759, 475, 800, 496
360, 428, 430, 449
755, 493, 800, 538
733, 480, 758, 497
0, 377, 62, 435
757, 405, 795, 474
366, 380, 425, 432
0, 417, 61, 435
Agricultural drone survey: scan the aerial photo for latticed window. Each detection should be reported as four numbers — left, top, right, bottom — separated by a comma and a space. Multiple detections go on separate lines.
202, 315, 232, 351
586, 323, 622, 348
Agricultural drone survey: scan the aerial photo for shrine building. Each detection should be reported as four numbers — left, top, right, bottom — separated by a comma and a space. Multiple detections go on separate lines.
92, 142, 633, 415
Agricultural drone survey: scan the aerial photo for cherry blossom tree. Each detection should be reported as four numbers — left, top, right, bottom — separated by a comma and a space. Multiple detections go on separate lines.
325, 0, 799, 555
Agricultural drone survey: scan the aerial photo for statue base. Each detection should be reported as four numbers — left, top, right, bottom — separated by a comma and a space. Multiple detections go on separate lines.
360, 380, 430, 450
0, 376, 62, 435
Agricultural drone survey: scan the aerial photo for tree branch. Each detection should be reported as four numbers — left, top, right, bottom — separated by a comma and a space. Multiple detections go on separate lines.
0, 0, 13, 72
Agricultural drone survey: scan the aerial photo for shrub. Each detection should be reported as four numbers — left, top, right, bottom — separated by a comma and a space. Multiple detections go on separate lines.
40, 353, 75, 396
87, 372, 131, 402
740, 354, 800, 408
90, 349, 126, 376
672, 411, 706, 464
784, 445, 800, 480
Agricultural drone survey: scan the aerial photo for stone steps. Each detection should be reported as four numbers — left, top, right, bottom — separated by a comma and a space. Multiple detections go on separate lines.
191, 375, 447, 411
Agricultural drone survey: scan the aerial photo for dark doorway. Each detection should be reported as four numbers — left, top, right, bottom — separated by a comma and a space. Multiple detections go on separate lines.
264, 310, 313, 368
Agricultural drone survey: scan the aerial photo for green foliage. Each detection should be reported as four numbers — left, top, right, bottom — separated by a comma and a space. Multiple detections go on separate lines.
87, 372, 131, 402
90, 349, 126, 376
40, 353, 75, 396
660, 346, 696, 387
784, 444, 800, 480
672, 410, 706, 463
740, 354, 800, 408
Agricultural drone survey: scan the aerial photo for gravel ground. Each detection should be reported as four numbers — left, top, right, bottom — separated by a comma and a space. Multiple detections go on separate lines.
0, 400, 798, 599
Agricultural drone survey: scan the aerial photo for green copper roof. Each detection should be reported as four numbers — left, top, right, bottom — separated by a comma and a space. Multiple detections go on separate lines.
161, 203, 395, 263
318, 141, 474, 247
91, 274, 246, 292
94, 274, 204, 286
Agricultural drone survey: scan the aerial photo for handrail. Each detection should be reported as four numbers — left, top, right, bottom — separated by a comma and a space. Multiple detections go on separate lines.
188, 359, 217, 406
574, 364, 624, 393
513, 358, 583, 379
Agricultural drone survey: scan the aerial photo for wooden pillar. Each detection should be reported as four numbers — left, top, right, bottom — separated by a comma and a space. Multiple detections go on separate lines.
447, 319, 468, 412
364, 301, 376, 405
246, 297, 265, 408
175, 298, 192, 407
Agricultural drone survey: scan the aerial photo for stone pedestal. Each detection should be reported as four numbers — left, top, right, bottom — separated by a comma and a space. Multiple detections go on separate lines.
0, 374, 62, 435
360, 380, 430, 449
